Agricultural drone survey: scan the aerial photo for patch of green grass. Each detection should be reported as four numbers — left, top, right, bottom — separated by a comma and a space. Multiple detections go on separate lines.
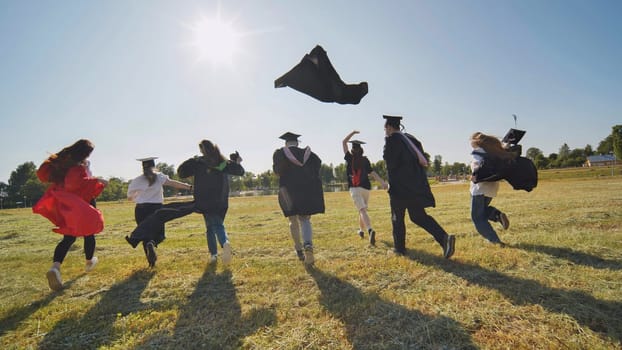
1, 171, 621, 349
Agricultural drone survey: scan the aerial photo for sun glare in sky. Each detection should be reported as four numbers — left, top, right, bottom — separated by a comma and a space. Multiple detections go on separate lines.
187, 14, 242, 66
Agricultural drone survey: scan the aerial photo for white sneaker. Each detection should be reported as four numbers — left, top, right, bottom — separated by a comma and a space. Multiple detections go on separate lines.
46, 267, 63, 291
209, 255, 218, 263
221, 241, 232, 265
85, 256, 98, 272
304, 245, 315, 265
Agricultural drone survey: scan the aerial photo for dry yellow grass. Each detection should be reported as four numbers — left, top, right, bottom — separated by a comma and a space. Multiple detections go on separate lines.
0, 170, 621, 349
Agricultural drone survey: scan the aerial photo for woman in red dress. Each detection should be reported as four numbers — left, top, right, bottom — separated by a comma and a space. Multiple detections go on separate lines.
33, 139, 107, 291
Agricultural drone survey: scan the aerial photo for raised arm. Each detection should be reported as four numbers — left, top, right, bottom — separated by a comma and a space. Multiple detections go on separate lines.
342, 130, 359, 154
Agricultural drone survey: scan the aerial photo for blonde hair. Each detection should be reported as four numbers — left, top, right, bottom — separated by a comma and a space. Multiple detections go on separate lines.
470, 132, 515, 160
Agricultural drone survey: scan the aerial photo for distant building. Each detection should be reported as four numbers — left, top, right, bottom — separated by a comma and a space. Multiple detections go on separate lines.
585, 154, 616, 167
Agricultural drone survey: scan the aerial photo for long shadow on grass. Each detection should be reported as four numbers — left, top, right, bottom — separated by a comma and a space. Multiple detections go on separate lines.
37, 270, 155, 350
513, 243, 622, 270
407, 249, 622, 342
308, 267, 477, 350
142, 264, 276, 349
0, 278, 79, 337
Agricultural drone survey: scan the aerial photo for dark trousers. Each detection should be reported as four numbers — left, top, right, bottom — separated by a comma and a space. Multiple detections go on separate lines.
129, 201, 196, 244
53, 235, 95, 263
390, 197, 448, 253
134, 203, 164, 244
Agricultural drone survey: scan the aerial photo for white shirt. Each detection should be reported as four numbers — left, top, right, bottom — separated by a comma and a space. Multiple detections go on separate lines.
470, 147, 499, 197
127, 173, 170, 204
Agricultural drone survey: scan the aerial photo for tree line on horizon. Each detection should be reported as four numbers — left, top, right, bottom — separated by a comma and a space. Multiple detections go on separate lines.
1, 125, 620, 209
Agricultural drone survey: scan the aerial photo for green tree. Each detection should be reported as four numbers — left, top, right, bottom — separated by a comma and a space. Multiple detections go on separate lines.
373, 160, 387, 181
242, 171, 256, 190
597, 135, 613, 154
333, 163, 347, 184
98, 177, 127, 202
433, 155, 442, 175
22, 178, 47, 206
584, 144, 594, 157
534, 154, 549, 169
612, 125, 622, 160
320, 163, 335, 185
526, 147, 543, 161
558, 143, 570, 161
8, 162, 39, 207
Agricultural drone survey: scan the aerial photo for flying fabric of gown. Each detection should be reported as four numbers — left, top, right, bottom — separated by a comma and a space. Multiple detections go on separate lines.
274, 45, 368, 105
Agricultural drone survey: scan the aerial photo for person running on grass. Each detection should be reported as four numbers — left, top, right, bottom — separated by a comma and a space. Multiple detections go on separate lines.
382, 115, 456, 259
469, 132, 512, 246
33, 139, 108, 291
342, 130, 388, 245
127, 157, 192, 267
273, 132, 325, 265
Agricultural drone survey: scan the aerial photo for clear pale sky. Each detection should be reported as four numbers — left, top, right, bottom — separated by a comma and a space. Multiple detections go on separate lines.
1, 0, 620, 183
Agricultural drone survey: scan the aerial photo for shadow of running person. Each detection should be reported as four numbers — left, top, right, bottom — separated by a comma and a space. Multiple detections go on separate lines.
307, 267, 477, 349
406, 249, 622, 343
37, 270, 156, 349
0, 278, 80, 338
140, 264, 276, 349
512, 243, 622, 270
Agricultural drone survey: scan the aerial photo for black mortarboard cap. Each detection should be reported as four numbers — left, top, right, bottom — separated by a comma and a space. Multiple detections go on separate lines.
501, 128, 526, 145
348, 140, 366, 149
274, 45, 368, 105
279, 132, 301, 142
383, 115, 403, 128
137, 157, 157, 169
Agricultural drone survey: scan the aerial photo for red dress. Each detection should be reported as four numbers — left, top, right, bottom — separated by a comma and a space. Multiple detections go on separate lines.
33, 162, 105, 236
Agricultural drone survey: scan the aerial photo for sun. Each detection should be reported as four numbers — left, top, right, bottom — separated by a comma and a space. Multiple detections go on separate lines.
186, 14, 242, 66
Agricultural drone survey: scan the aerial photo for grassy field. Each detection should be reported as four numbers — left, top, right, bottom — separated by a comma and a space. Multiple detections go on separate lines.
1, 168, 621, 349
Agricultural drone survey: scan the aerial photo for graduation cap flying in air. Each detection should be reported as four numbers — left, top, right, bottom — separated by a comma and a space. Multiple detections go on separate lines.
274, 45, 368, 105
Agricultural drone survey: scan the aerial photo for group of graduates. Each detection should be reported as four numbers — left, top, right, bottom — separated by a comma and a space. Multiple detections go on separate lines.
33, 115, 516, 292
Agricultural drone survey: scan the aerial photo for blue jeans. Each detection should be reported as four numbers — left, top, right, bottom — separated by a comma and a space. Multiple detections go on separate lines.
471, 195, 502, 243
288, 215, 313, 251
203, 213, 229, 256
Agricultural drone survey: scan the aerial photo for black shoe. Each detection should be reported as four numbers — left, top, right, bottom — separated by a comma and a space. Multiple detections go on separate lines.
443, 235, 456, 259
368, 229, 376, 246
499, 213, 510, 230
296, 250, 305, 261
125, 236, 140, 248
145, 241, 157, 267
391, 248, 406, 256
358, 230, 364, 239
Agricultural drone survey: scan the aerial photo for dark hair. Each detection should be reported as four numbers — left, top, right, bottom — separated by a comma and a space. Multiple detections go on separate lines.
351, 147, 365, 171
143, 167, 157, 186
48, 139, 95, 184
199, 140, 226, 167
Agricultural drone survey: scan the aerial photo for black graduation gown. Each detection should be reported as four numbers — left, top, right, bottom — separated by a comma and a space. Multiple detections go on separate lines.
272, 147, 325, 217
274, 45, 368, 105
383, 133, 435, 207
178, 157, 245, 218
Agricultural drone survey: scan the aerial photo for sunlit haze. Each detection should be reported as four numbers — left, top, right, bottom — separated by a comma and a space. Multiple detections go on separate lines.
1, 0, 620, 183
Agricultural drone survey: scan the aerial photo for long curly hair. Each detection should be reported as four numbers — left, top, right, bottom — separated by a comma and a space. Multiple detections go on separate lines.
199, 140, 226, 167
47, 139, 94, 184
470, 132, 514, 160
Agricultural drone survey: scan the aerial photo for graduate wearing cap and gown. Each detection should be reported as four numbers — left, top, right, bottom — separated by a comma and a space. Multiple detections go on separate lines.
342, 130, 388, 246
382, 116, 456, 259
126, 141, 243, 266
272, 132, 325, 264
126, 157, 192, 266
